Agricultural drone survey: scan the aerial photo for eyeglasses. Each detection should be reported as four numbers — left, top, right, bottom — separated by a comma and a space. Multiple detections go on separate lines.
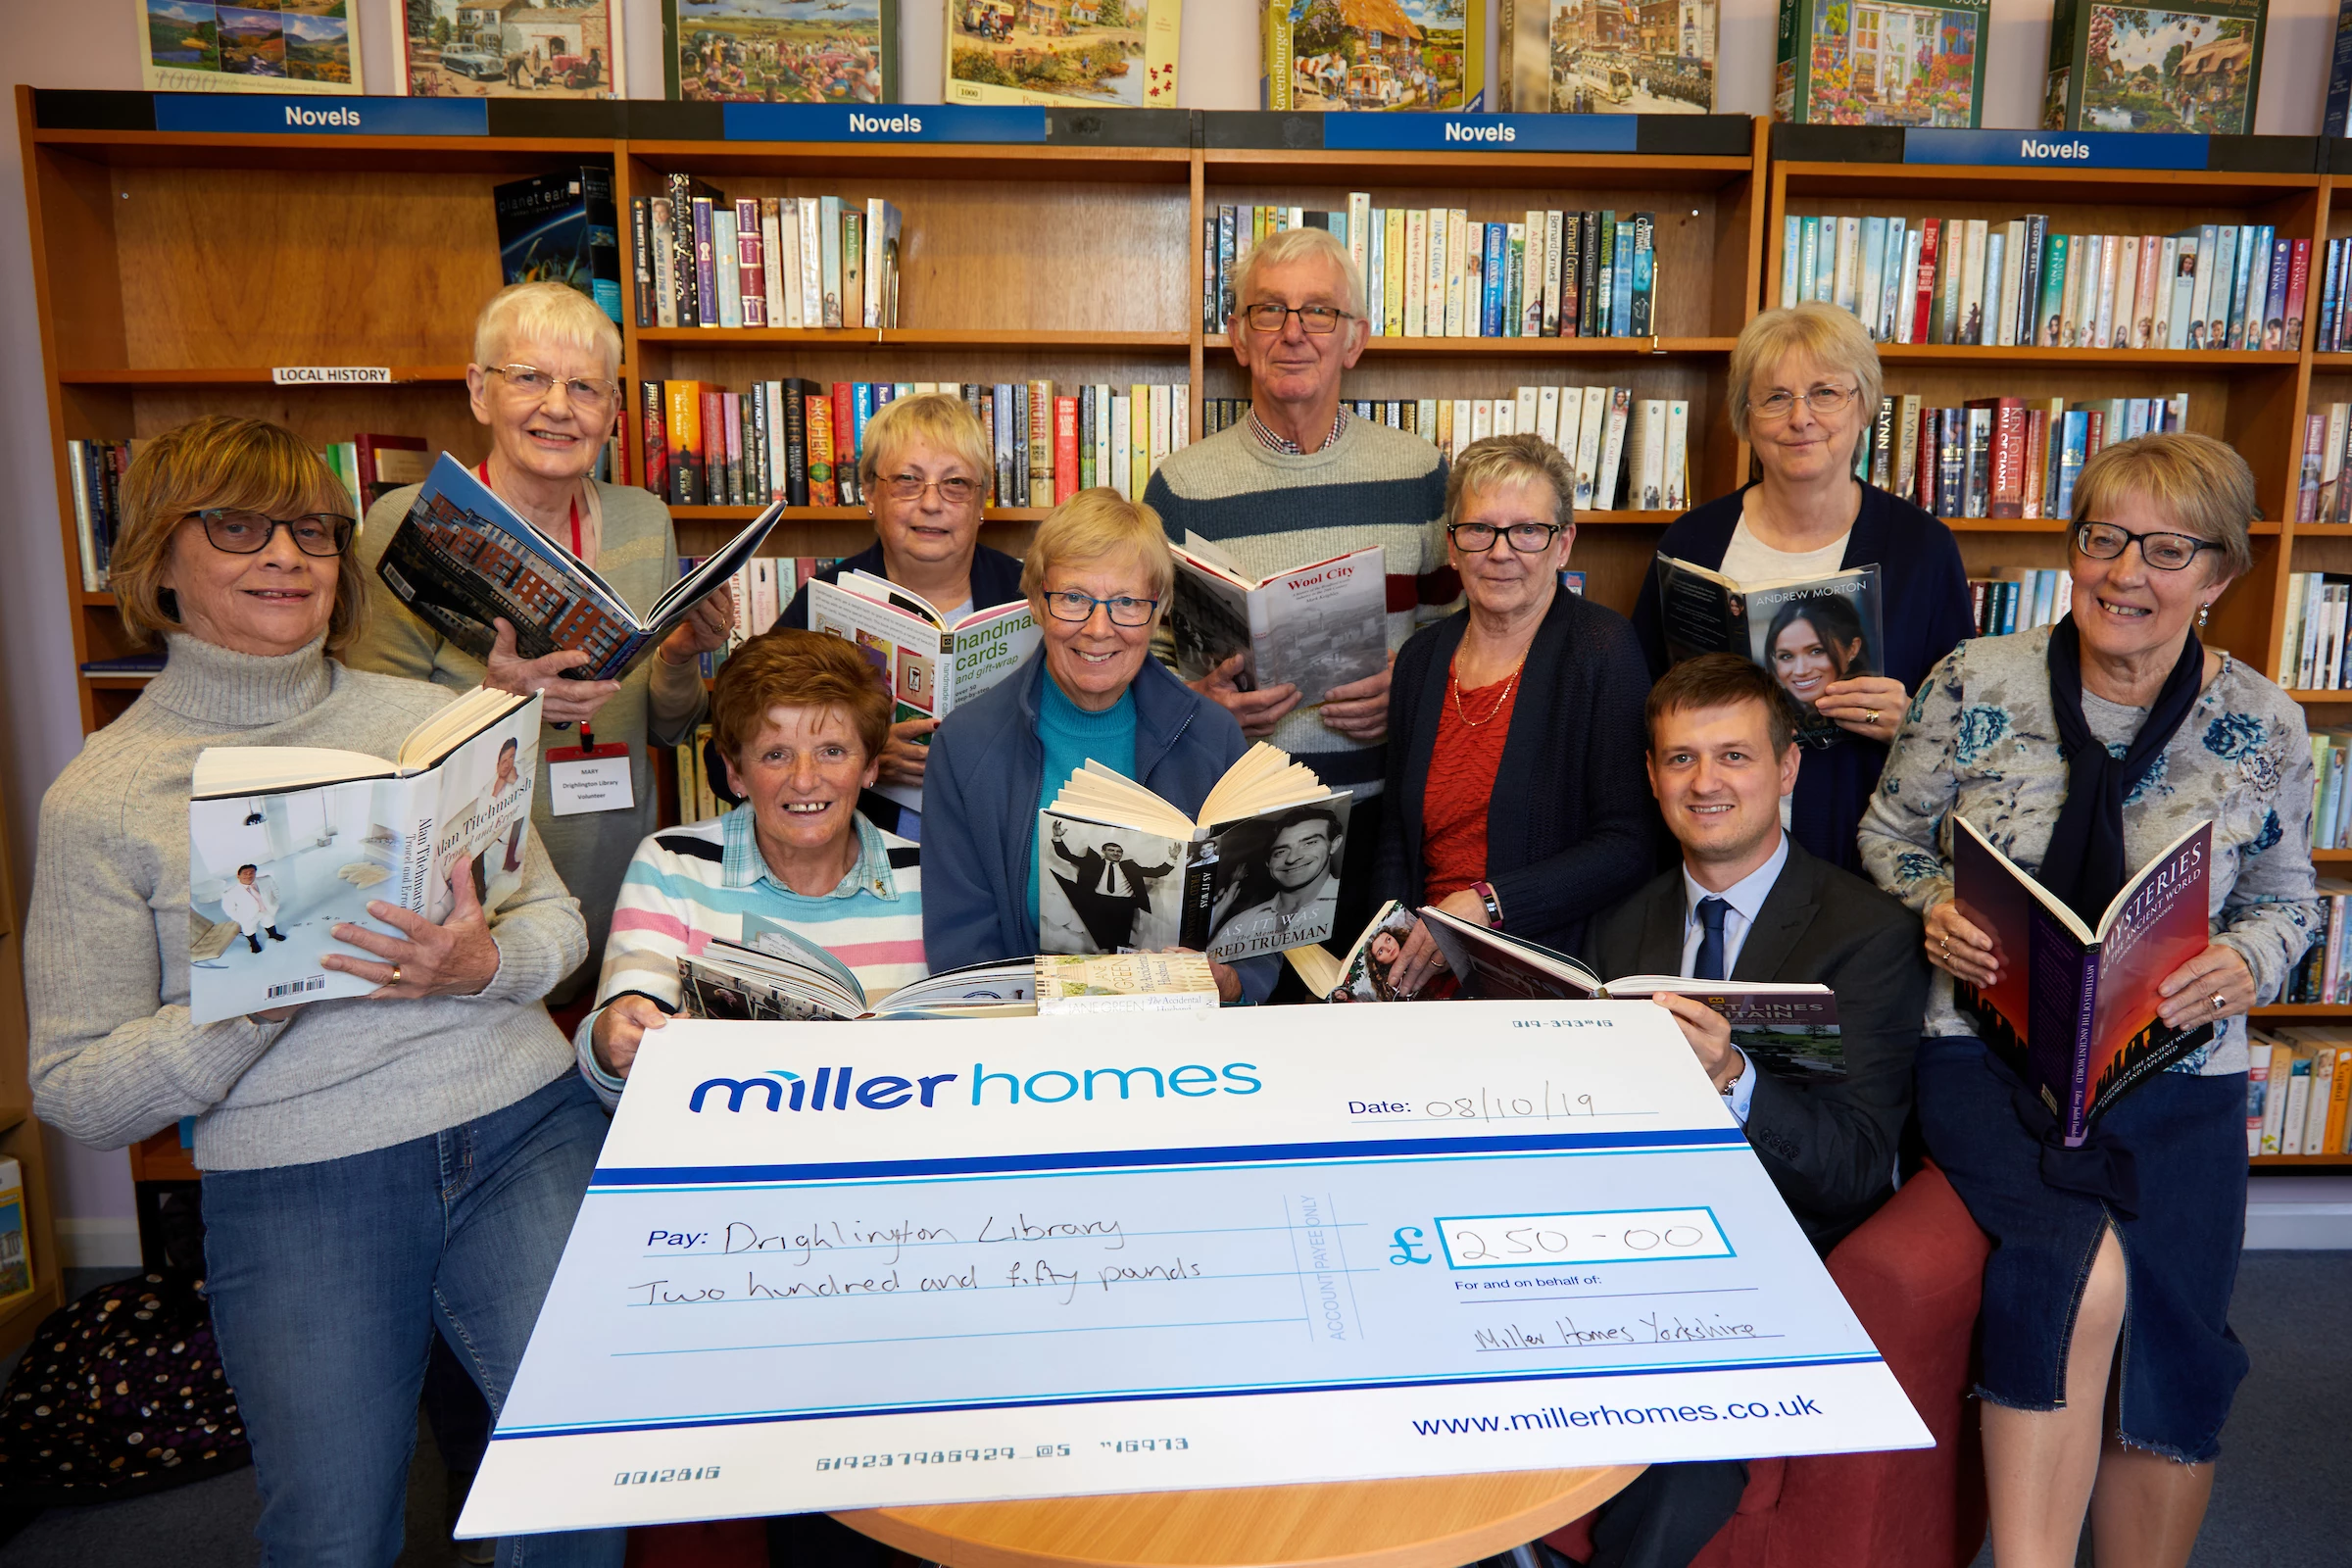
1751, 384, 1859, 421
1241, 302, 1354, 335
881, 473, 983, 505
1448, 519, 1565, 554
485, 363, 620, 412
188, 509, 355, 558
2074, 520, 2223, 572
1041, 589, 1158, 627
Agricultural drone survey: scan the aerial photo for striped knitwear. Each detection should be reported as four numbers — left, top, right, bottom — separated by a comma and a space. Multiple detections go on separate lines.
574, 805, 924, 1104
1145, 416, 1454, 789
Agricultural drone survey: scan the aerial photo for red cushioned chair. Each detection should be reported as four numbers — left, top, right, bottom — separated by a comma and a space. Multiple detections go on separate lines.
1546, 1162, 1991, 1568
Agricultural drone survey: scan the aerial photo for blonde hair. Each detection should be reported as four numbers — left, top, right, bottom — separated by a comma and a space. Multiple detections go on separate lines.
857, 391, 993, 492
2070, 431, 2256, 581
109, 415, 368, 652
1020, 489, 1176, 609
472, 280, 621, 376
1727, 302, 1885, 444
1445, 433, 1577, 529
1231, 225, 1367, 323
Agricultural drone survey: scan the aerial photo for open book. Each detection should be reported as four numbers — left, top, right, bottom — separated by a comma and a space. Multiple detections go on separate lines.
1416, 907, 1845, 1079
1038, 744, 1348, 962
1167, 535, 1388, 699
805, 572, 1040, 812
375, 455, 783, 683
1952, 817, 2215, 1146
186, 688, 542, 1024
1286, 900, 1416, 1003
1655, 553, 1886, 747
679, 932, 1036, 1022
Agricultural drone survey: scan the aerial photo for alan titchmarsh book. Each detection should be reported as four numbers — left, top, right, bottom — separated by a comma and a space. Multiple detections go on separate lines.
1654, 552, 1886, 747
1952, 816, 2215, 1146
1416, 906, 1843, 1077
804, 572, 1039, 813
375, 455, 782, 684
1167, 535, 1388, 699
186, 689, 543, 1025
678, 934, 1034, 1023
1038, 744, 1349, 962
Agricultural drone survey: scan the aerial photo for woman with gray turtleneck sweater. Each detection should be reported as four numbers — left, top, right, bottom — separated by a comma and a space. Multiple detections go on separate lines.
24, 417, 619, 1567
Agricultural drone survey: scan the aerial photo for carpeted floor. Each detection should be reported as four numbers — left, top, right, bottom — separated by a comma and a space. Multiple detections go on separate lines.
3, 1256, 2345, 1567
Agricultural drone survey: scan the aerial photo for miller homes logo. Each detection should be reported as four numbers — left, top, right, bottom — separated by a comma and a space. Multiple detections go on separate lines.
688, 1060, 1263, 1113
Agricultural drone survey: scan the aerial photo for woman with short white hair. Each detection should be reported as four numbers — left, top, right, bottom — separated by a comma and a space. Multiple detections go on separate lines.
1630, 302, 1975, 874
348, 281, 735, 1000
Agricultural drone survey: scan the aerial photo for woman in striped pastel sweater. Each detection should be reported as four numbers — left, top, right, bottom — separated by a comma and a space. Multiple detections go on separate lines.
575, 629, 923, 1102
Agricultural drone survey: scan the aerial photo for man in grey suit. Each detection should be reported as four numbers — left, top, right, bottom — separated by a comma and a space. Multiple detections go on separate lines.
1568, 652, 1929, 1568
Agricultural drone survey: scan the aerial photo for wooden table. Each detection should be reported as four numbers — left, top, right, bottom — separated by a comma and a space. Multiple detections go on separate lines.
837, 1465, 1645, 1568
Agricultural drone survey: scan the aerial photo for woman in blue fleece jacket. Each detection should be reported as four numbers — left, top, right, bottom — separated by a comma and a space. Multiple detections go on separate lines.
922, 489, 1280, 1004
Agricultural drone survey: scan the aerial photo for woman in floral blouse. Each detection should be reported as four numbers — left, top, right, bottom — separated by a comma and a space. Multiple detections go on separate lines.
1859, 432, 2318, 1568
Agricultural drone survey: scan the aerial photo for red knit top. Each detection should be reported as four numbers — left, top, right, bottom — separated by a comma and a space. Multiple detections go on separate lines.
1421, 665, 1520, 904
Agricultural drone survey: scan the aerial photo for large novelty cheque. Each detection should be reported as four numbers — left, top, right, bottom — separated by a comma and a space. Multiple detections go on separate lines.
461, 1004, 1928, 1535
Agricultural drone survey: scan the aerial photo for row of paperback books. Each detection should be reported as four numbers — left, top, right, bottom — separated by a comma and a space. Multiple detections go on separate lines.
1203, 387, 1692, 514
640, 379, 1193, 512
1782, 215, 2303, 354
1204, 200, 1663, 342
2248, 1028, 2352, 1155
2308, 731, 2352, 854
1966, 568, 2073, 638
1859, 393, 2186, 520
2297, 402, 2352, 526
630, 181, 902, 332
2278, 572, 2352, 691
2311, 238, 2352, 354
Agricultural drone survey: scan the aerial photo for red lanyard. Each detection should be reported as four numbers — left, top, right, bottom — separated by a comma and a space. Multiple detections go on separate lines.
477, 462, 581, 558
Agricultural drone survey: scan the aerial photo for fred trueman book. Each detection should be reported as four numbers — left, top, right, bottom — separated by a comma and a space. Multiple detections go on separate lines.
376, 456, 781, 685
186, 690, 543, 1024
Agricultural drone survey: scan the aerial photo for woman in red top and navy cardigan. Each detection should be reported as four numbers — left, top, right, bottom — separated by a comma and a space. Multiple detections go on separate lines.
1379, 434, 1655, 996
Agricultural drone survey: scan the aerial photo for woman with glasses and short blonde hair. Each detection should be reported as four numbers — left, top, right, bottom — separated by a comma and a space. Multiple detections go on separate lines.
347, 281, 735, 1002
1860, 431, 2315, 1568
1378, 434, 1656, 998
921, 489, 1279, 1003
747, 389, 1024, 833
1630, 301, 1975, 874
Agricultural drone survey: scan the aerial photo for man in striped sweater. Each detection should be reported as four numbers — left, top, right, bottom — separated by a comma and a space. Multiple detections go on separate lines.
1145, 224, 1454, 946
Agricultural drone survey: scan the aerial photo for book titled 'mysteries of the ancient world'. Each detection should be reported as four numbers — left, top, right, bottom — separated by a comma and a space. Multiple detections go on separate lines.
1037, 744, 1348, 963
1953, 817, 2215, 1146
376, 455, 783, 684
185, 689, 543, 1025
1167, 535, 1387, 699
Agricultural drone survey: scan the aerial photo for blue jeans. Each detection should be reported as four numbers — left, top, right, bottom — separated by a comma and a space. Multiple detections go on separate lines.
203, 1072, 625, 1568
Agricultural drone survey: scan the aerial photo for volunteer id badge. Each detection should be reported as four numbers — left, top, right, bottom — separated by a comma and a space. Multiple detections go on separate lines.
547, 728, 636, 816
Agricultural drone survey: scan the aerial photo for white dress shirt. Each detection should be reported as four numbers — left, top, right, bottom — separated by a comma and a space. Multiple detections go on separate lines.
1677, 832, 1790, 1125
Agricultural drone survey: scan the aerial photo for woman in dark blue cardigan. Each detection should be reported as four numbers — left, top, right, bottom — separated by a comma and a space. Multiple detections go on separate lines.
1632, 304, 1974, 875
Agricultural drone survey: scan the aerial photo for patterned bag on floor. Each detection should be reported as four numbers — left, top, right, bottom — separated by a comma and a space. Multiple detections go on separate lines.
0, 1270, 248, 1506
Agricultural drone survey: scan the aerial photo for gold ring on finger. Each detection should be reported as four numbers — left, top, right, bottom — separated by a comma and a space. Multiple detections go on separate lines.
390, 964, 403, 986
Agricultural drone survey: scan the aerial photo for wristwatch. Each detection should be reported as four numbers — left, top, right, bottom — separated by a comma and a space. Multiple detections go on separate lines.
1471, 880, 1503, 928
1717, 1049, 1746, 1098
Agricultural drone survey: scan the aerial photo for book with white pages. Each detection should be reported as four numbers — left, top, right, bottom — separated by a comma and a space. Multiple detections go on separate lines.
1166, 533, 1387, 700
679, 932, 1036, 1024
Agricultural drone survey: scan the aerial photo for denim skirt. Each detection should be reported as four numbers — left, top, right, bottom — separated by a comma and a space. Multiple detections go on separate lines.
1916, 1034, 2248, 1463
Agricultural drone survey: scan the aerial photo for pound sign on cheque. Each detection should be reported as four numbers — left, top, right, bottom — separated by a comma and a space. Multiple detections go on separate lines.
1390, 1226, 1433, 1265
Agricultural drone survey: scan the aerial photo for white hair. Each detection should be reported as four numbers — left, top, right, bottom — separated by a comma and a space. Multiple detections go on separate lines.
472, 280, 621, 376
1231, 225, 1367, 322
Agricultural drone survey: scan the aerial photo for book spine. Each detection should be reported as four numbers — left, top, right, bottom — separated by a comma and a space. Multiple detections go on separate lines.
639, 381, 668, 501
834, 382, 860, 505
2287, 237, 2313, 351
692, 197, 719, 329
1631, 213, 1654, 337
782, 382, 809, 507
1913, 218, 1941, 344
1480, 223, 1504, 338
2066, 947, 2102, 1146
734, 199, 765, 328
1054, 395, 1079, 505
806, 390, 837, 507
666, 174, 698, 328
630, 197, 653, 328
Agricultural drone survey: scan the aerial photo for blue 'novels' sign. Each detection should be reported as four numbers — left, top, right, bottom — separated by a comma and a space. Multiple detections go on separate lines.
154, 95, 487, 137
1903, 130, 2209, 171
1323, 115, 1638, 153
722, 104, 1046, 143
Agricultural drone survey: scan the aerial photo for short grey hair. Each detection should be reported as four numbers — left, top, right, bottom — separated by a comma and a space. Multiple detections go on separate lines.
1231, 225, 1367, 323
473, 280, 622, 377
1728, 302, 1884, 444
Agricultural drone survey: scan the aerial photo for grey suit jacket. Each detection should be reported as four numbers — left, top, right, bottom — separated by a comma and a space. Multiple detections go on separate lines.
1586, 838, 1928, 1253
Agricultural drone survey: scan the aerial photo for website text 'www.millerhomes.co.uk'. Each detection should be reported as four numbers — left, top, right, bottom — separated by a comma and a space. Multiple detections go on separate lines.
1410, 1395, 1825, 1438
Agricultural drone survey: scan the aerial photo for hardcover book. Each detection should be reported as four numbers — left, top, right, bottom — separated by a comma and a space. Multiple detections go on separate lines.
1772, 0, 1986, 126
1166, 536, 1388, 700
375, 456, 781, 685
2042, 0, 2263, 134
951, 0, 1178, 108
187, 688, 541, 1025
803, 573, 1040, 813
1263, 0, 1483, 111
1038, 746, 1349, 962
1952, 817, 2216, 1145
666, 0, 895, 103
1654, 553, 1887, 747
1498, 0, 1715, 113
494, 168, 623, 326
399, 0, 620, 97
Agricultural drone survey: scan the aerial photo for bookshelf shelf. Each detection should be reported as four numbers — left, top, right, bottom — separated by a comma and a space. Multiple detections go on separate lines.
1201, 148, 1756, 194
58, 366, 474, 387
1201, 335, 1739, 358
635, 329, 1191, 352
2253, 1004, 2352, 1017
1873, 346, 2300, 369
1773, 157, 2317, 208
625, 139, 1194, 185
2285, 691, 2352, 703
2250, 1153, 2352, 1167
